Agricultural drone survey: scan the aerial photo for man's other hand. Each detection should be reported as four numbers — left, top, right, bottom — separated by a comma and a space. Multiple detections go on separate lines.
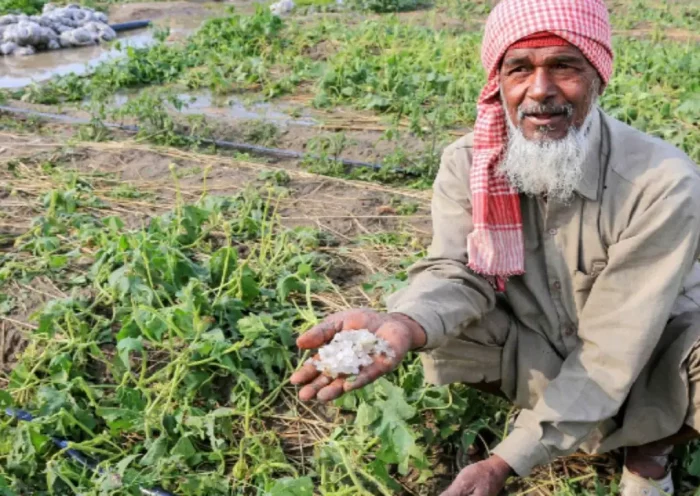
439, 456, 512, 496
290, 309, 426, 402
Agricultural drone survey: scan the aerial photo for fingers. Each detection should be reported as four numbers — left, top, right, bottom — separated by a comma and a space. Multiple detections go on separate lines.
343, 355, 393, 392
298, 374, 332, 402
296, 309, 377, 350
290, 360, 320, 386
296, 319, 340, 350
438, 483, 468, 496
316, 378, 345, 402
296, 315, 344, 350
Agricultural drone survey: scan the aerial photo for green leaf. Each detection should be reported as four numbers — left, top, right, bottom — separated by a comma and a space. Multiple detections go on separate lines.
0, 293, 14, 315
108, 265, 131, 297
28, 427, 50, 452
117, 337, 144, 369
276, 274, 304, 301
239, 267, 260, 305
115, 454, 139, 476
688, 447, 700, 477
367, 459, 402, 492
97, 407, 143, 432
267, 476, 313, 496
0, 475, 17, 496
103, 216, 125, 232
355, 403, 379, 427
37, 386, 70, 415
48, 255, 68, 269
140, 436, 169, 466
171, 435, 197, 460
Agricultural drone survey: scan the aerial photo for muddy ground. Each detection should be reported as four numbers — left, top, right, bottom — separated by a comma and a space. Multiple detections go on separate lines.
0, 1, 232, 89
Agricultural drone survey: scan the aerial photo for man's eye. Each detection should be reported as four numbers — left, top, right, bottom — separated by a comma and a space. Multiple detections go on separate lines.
509, 67, 527, 74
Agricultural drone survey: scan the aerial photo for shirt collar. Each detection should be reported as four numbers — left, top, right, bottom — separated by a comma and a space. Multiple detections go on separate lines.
575, 107, 603, 202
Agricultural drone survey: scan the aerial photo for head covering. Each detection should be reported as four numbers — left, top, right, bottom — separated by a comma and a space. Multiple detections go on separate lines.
509, 32, 569, 50
468, 0, 613, 290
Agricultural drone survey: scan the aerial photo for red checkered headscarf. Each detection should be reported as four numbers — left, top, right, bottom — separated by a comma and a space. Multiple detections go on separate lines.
468, 0, 613, 289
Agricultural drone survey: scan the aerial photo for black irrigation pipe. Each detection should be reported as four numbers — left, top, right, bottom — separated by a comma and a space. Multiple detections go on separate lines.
110, 20, 152, 32
0, 105, 416, 176
4, 408, 176, 496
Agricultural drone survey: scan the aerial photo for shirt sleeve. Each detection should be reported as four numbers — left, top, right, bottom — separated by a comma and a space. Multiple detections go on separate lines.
386, 141, 496, 350
493, 167, 700, 476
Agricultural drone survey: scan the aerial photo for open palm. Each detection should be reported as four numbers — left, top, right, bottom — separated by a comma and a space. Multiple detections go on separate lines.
290, 309, 414, 402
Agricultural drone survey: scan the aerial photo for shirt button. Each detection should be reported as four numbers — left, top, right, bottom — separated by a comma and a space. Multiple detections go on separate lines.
552, 281, 561, 290
565, 325, 576, 336
548, 228, 558, 236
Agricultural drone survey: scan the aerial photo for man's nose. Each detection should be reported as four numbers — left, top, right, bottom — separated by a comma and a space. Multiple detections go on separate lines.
526, 67, 558, 103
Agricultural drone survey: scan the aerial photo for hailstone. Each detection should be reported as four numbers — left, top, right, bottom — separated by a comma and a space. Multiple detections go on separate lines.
306, 329, 396, 378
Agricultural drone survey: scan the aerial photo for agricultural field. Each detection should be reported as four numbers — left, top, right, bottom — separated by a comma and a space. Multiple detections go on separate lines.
0, 0, 698, 494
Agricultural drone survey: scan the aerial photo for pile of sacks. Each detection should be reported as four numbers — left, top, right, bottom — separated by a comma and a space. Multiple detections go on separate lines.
269, 0, 295, 16
0, 4, 117, 56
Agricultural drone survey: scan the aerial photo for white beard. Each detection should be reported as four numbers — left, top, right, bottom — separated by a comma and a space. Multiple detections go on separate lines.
499, 102, 597, 203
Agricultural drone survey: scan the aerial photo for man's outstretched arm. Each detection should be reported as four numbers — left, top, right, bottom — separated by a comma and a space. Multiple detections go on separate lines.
387, 140, 497, 350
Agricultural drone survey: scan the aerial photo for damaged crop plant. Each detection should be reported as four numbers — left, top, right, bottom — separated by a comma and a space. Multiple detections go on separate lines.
0, 0, 699, 494
0, 172, 485, 494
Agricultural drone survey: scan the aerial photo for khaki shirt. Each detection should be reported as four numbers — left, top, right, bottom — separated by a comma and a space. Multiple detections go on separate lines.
387, 108, 700, 475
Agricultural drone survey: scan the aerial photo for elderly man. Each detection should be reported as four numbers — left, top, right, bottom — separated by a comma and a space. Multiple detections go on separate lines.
291, 0, 700, 494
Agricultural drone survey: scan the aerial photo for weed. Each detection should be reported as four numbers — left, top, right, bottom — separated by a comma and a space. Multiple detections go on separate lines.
350, 0, 429, 14
75, 119, 112, 142
258, 169, 291, 186
242, 120, 279, 146
0, 0, 46, 15
108, 184, 155, 200
389, 196, 419, 215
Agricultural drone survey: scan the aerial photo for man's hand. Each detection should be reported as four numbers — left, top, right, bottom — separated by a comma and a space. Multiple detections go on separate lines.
439, 456, 512, 496
290, 309, 426, 402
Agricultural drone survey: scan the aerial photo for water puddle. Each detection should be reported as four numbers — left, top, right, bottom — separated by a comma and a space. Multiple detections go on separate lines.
111, 91, 319, 127
178, 93, 318, 127
0, 30, 154, 89
0, 3, 219, 89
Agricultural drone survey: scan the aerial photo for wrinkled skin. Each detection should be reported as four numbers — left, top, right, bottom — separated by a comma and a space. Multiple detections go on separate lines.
439, 458, 512, 496
499, 44, 601, 140
290, 309, 420, 402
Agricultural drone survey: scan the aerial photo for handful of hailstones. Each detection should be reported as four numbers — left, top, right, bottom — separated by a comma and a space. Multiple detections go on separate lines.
306, 329, 395, 378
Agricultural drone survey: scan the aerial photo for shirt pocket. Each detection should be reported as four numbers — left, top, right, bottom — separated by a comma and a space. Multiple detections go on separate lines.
573, 270, 597, 316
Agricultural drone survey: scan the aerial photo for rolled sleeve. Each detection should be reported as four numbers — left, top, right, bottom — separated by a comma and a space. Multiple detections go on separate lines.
387, 300, 447, 350
492, 426, 551, 477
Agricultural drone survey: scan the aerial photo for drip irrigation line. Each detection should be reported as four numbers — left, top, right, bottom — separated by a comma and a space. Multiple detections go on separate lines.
4, 407, 176, 496
0, 105, 416, 176
110, 21, 152, 32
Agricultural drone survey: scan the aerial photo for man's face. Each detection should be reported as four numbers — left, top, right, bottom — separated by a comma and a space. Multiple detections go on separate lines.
499, 44, 600, 140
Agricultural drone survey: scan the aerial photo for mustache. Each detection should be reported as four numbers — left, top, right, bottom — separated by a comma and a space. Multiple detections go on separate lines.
517, 103, 574, 121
